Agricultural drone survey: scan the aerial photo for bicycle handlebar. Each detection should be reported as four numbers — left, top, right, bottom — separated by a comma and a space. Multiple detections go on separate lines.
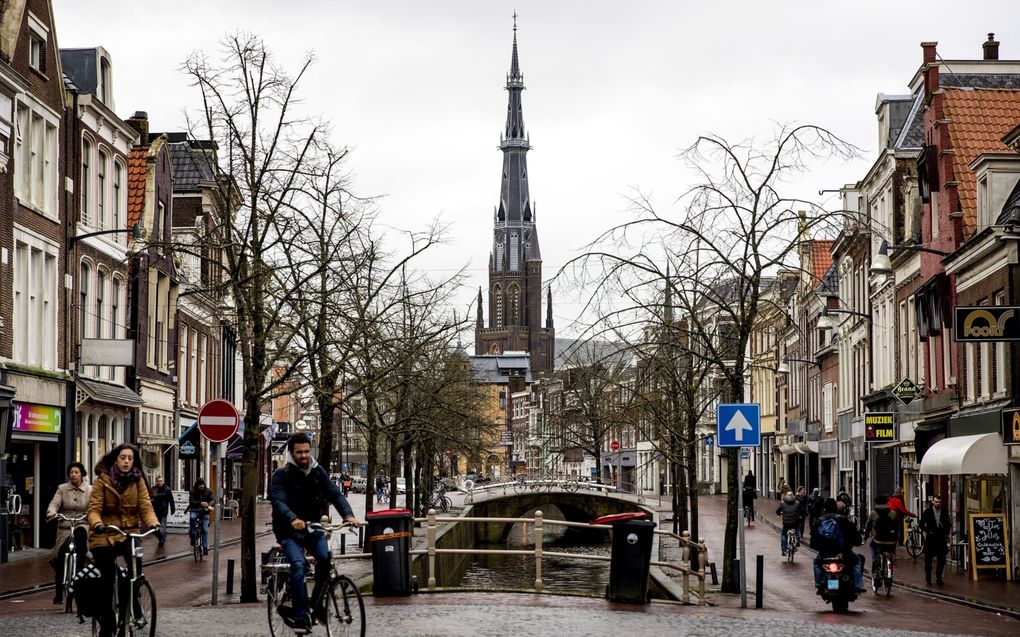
51, 513, 88, 523
97, 525, 160, 539
306, 521, 356, 533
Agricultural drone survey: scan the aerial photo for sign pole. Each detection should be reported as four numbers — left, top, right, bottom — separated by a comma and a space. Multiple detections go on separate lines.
212, 442, 221, 604
738, 449, 746, 608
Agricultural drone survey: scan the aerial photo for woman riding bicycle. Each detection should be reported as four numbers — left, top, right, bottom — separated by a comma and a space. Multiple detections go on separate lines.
87, 444, 158, 637
270, 433, 362, 634
46, 461, 91, 604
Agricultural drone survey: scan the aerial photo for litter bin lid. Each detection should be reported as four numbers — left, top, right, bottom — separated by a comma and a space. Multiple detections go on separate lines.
590, 511, 651, 525
367, 508, 412, 519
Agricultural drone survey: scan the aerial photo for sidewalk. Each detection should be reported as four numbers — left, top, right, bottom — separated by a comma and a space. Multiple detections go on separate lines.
754, 499, 1020, 619
0, 501, 274, 597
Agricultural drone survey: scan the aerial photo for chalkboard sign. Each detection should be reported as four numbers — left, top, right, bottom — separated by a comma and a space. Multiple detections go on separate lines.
967, 513, 1012, 581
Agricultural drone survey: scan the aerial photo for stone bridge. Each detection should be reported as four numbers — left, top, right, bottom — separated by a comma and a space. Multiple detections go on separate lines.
468, 491, 653, 543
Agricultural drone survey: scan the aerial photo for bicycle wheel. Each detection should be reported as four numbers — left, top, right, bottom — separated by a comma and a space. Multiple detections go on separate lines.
267, 573, 292, 637
326, 576, 365, 637
513, 480, 526, 494
127, 578, 156, 637
906, 531, 922, 558
63, 552, 77, 612
439, 495, 451, 513
564, 480, 578, 493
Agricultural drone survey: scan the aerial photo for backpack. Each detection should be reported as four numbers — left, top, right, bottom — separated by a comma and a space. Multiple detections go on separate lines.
815, 516, 845, 553
873, 512, 897, 542
68, 560, 103, 619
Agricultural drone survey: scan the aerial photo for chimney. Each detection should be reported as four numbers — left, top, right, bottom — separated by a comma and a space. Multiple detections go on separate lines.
921, 42, 939, 96
126, 111, 149, 144
983, 33, 1000, 60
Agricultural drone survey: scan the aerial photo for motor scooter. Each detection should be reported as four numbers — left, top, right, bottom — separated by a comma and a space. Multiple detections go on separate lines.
816, 555, 859, 613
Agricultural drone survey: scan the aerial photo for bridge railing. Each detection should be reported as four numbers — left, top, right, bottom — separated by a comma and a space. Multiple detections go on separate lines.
412, 509, 709, 605
464, 478, 618, 504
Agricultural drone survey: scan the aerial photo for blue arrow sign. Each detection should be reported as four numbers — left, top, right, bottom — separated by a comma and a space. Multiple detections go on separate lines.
717, 403, 761, 448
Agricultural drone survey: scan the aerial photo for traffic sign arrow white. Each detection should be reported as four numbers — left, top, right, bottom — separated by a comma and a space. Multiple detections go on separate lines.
725, 410, 753, 442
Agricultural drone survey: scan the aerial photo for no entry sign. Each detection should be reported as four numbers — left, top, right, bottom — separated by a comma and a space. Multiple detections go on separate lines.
198, 399, 240, 444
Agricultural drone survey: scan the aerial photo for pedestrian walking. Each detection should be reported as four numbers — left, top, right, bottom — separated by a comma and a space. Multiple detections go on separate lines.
341, 471, 352, 497
920, 494, 951, 585
806, 487, 824, 535
776, 478, 789, 499
375, 474, 386, 504
150, 476, 175, 547
795, 485, 808, 535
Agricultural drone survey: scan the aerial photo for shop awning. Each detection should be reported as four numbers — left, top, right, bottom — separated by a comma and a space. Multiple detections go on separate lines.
779, 444, 798, 455
795, 441, 819, 454
874, 440, 908, 449
75, 375, 143, 408
918, 433, 1008, 475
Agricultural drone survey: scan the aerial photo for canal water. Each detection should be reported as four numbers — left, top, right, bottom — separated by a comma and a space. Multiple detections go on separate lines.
451, 506, 612, 595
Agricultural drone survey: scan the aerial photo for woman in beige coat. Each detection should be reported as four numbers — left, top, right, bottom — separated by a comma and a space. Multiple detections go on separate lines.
87, 444, 158, 637
46, 461, 90, 604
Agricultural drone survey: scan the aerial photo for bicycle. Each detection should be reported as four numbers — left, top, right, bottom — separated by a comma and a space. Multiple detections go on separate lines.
264, 521, 365, 637
428, 488, 452, 514
562, 477, 579, 493
512, 476, 528, 495
51, 512, 88, 611
785, 527, 798, 563
872, 546, 895, 596
905, 517, 923, 558
91, 525, 158, 637
189, 511, 207, 562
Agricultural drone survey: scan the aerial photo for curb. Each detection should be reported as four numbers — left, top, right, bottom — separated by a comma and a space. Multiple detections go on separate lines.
756, 515, 1020, 620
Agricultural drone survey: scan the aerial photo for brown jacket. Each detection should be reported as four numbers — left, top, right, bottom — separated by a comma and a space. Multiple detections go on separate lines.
87, 473, 158, 550
46, 480, 91, 556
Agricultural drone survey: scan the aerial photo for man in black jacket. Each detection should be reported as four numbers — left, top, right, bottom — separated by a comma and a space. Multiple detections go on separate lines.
151, 476, 175, 547
187, 478, 213, 554
920, 494, 951, 585
270, 433, 361, 633
810, 498, 865, 592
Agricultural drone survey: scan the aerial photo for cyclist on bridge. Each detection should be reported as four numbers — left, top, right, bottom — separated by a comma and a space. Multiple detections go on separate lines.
270, 432, 362, 634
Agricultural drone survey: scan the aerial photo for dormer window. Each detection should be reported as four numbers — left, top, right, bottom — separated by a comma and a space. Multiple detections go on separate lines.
99, 57, 111, 104
26, 12, 49, 75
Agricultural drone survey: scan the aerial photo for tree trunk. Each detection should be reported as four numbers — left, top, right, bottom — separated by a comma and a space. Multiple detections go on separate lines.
365, 426, 377, 515
686, 411, 700, 544
239, 395, 261, 602
388, 435, 400, 509
317, 400, 335, 473
402, 439, 413, 512
719, 376, 742, 594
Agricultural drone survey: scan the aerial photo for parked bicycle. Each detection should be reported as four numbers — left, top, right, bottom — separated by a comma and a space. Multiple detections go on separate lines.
50, 512, 88, 612
428, 487, 452, 514
264, 521, 365, 637
872, 547, 895, 596
91, 525, 158, 637
905, 517, 923, 558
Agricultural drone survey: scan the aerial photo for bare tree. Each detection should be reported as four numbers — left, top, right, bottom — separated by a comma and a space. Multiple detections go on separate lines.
565, 124, 858, 593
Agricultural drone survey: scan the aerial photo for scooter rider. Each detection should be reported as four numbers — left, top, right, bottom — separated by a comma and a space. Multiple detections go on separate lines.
810, 497, 865, 592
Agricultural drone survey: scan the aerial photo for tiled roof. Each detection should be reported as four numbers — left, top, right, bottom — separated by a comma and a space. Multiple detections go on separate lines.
894, 92, 925, 150
942, 88, 1020, 237
810, 240, 834, 287
126, 147, 148, 233
816, 263, 838, 296
168, 142, 215, 193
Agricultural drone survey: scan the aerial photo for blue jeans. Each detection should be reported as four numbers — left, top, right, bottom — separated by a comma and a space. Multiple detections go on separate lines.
190, 511, 209, 550
780, 524, 801, 552
813, 553, 865, 589
376, 487, 384, 502
280, 534, 330, 624
157, 515, 168, 544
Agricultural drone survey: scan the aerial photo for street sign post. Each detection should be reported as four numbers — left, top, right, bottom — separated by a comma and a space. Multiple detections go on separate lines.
716, 404, 761, 448
198, 399, 240, 443
892, 377, 921, 407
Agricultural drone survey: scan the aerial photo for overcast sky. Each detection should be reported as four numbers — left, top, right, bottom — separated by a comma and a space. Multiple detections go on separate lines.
52, 1, 1020, 337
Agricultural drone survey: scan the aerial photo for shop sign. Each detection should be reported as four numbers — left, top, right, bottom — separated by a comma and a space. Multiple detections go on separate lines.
166, 491, 190, 530
12, 402, 61, 434
864, 412, 896, 442
1002, 408, 1020, 445
892, 378, 921, 406
954, 306, 1020, 341
967, 513, 1010, 578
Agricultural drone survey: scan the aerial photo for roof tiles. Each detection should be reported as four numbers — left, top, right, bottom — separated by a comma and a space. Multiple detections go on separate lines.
942, 88, 1020, 237
126, 147, 147, 232
810, 240, 834, 287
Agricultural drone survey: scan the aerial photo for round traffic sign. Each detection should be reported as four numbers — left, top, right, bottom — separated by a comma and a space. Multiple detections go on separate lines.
198, 399, 240, 443
610, 440, 620, 452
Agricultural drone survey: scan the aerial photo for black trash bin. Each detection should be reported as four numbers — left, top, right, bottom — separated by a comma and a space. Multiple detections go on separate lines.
592, 511, 656, 603
365, 508, 413, 596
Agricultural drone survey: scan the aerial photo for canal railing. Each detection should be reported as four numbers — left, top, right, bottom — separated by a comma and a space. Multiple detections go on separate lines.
464, 478, 620, 504
410, 509, 710, 605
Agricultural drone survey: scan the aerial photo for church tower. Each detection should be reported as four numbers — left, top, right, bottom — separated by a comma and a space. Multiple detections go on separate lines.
475, 20, 555, 372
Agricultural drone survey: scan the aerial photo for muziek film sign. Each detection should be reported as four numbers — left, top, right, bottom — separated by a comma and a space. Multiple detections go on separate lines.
864, 412, 896, 442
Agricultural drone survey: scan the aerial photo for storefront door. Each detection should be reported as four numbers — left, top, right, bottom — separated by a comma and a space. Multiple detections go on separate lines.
6, 442, 36, 550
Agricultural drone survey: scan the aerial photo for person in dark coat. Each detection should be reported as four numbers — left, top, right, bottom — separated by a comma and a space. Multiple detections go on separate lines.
776, 493, 803, 555
920, 494, 951, 585
187, 478, 214, 554
270, 433, 362, 632
810, 497, 864, 591
150, 476, 175, 547
806, 487, 824, 535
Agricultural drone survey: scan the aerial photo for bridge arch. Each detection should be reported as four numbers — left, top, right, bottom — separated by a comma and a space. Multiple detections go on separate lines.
469, 492, 652, 543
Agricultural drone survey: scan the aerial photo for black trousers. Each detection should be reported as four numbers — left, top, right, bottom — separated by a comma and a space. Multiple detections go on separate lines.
923, 546, 948, 582
92, 541, 133, 637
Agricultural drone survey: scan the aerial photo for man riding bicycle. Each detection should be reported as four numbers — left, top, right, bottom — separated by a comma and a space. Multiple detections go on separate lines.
865, 495, 899, 568
187, 478, 213, 555
776, 492, 802, 555
270, 433, 362, 634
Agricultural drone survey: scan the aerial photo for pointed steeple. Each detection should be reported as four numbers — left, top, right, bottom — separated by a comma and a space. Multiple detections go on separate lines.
476, 286, 484, 328
664, 264, 673, 325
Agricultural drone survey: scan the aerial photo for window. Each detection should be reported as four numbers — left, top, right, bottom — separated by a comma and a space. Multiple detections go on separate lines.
79, 261, 90, 347
14, 99, 58, 216
81, 139, 91, 224
199, 334, 207, 405
97, 151, 107, 229
110, 278, 121, 381
29, 35, 45, 73
96, 271, 105, 339
13, 229, 58, 368
99, 58, 111, 104
113, 162, 123, 238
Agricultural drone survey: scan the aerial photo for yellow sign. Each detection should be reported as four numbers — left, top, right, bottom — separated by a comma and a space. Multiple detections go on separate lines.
864, 412, 896, 442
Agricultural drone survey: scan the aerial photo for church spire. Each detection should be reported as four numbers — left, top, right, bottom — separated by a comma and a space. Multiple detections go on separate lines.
546, 287, 554, 329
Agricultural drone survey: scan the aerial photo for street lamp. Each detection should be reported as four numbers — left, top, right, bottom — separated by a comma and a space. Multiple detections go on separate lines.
869, 239, 950, 276
816, 306, 873, 331
69, 222, 144, 246
776, 357, 819, 374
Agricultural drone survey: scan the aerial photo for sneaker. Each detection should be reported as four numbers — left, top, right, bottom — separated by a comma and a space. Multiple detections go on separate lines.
292, 616, 312, 635
936, 579, 944, 586
203, 548, 209, 555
